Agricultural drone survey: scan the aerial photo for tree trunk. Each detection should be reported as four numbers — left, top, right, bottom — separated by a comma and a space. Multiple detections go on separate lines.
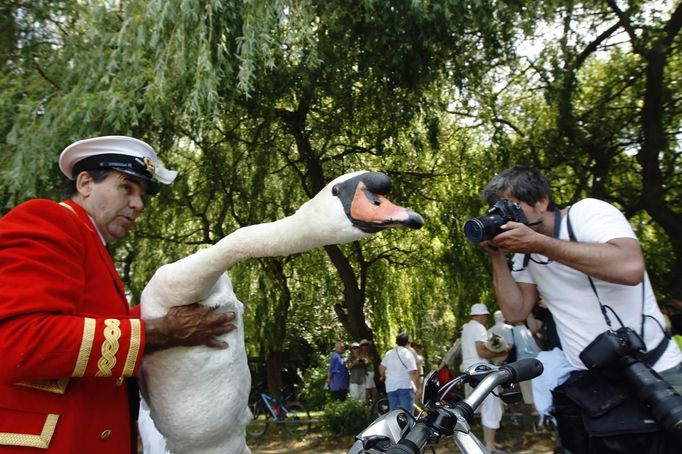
265, 350, 284, 397
631, 4, 682, 294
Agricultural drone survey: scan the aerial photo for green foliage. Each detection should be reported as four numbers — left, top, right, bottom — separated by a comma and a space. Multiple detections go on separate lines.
1, 0, 680, 395
296, 353, 331, 411
321, 399, 372, 436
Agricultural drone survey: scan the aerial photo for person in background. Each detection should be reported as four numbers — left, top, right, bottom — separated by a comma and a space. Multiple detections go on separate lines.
439, 337, 462, 372
326, 340, 349, 401
379, 333, 419, 412
347, 342, 367, 401
0, 136, 236, 453
664, 291, 682, 337
528, 296, 562, 351
487, 310, 513, 365
661, 291, 682, 353
359, 339, 379, 404
509, 318, 542, 430
461, 303, 510, 454
409, 342, 426, 404
489, 310, 513, 343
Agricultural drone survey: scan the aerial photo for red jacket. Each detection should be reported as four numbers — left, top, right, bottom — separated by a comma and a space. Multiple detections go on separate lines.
0, 199, 145, 453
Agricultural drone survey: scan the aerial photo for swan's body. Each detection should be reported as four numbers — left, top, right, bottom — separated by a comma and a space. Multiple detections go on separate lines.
139, 171, 423, 453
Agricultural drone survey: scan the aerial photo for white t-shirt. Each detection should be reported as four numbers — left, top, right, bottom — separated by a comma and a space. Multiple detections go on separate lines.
460, 319, 489, 371
381, 346, 417, 392
512, 198, 682, 371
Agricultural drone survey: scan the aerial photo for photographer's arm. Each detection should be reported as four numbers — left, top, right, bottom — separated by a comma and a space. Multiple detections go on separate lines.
494, 222, 644, 285
536, 236, 644, 286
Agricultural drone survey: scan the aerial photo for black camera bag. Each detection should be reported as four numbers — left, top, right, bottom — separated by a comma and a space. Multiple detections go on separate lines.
557, 369, 659, 436
552, 368, 676, 454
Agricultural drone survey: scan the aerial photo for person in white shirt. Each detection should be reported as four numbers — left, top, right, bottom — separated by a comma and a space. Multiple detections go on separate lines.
480, 165, 682, 453
461, 303, 510, 453
379, 333, 419, 413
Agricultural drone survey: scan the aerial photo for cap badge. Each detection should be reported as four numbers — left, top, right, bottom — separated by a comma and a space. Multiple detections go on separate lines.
143, 157, 155, 173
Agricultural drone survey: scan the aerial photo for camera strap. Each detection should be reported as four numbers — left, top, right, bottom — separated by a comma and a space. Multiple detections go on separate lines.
566, 207, 638, 330
566, 207, 670, 366
521, 209, 562, 268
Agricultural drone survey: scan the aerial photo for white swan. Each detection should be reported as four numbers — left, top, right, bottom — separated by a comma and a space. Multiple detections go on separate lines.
139, 170, 424, 454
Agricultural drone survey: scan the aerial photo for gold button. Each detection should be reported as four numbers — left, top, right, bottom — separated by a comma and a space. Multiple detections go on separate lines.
101, 429, 111, 440
115, 377, 124, 387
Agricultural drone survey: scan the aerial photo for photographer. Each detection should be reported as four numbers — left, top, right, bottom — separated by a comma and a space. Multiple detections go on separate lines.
475, 165, 682, 454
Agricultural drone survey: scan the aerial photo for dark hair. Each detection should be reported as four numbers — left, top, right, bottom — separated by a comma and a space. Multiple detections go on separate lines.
396, 333, 411, 347
482, 165, 556, 210
60, 169, 112, 200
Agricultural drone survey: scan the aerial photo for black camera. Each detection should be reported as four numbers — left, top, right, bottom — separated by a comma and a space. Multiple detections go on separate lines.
464, 199, 529, 243
580, 326, 645, 369
581, 327, 682, 439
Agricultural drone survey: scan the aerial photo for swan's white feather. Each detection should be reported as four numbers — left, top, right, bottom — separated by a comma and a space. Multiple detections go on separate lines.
139, 172, 373, 453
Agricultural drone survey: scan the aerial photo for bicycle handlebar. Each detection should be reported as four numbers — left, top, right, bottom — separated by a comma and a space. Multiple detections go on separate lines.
385, 358, 544, 454
502, 356, 544, 382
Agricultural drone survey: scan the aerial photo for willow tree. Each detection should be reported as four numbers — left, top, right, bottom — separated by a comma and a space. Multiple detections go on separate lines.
447, 0, 681, 298
1, 1, 554, 391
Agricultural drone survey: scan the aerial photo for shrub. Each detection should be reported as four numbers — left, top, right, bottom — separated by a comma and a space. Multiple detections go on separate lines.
298, 355, 330, 410
321, 399, 372, 436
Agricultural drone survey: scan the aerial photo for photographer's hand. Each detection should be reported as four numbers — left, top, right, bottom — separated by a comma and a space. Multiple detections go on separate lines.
481, 240, 504, 255
492, 221, 548, 254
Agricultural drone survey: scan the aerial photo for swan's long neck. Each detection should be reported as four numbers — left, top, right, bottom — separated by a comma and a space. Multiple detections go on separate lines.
208, 214, 318, 270
165, 211, 343, 303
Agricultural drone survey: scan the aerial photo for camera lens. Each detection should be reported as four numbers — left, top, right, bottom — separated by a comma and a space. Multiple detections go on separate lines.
623, 359, 682, 439
464, 219, 485, 243
464, 215, 506, 243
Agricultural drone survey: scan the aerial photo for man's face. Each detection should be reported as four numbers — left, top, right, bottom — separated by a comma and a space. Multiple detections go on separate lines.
78, 171, 147, 243
473, 313, 489, 324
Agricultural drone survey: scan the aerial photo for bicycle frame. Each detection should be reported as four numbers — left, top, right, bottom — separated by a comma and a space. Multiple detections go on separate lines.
258, 392, 285, 419
247, 390, 312, 439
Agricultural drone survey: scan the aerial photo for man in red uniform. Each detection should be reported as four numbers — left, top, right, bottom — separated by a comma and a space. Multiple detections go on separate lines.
0, 136, 236, 452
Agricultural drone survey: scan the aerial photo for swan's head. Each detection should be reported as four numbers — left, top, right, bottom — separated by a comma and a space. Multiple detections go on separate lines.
296, 171, 424, 245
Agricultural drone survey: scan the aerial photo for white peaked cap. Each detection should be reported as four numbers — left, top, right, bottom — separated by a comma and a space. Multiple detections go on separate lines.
59, 135, 178, 194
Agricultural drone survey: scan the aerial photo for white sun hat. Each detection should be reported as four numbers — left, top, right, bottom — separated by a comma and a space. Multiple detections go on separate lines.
470, 303, 490, 316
